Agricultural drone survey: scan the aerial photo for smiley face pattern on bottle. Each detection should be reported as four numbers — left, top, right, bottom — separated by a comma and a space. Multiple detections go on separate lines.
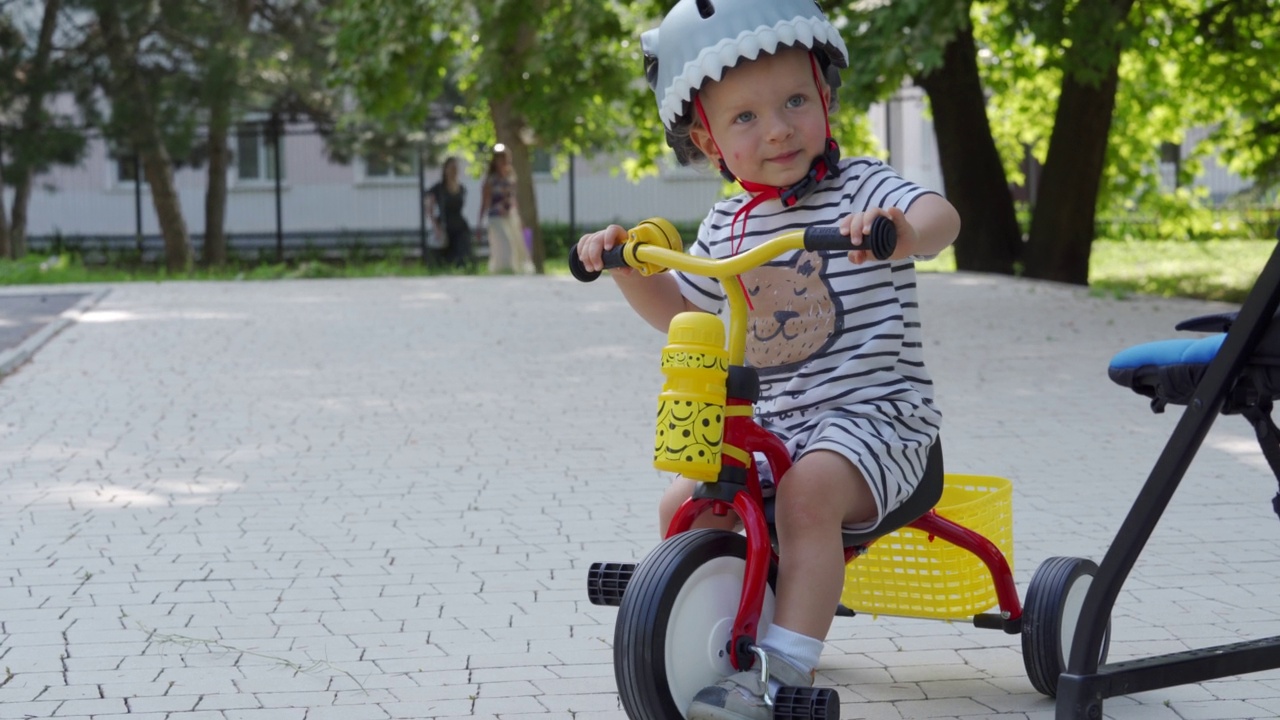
653, 348, 728, 481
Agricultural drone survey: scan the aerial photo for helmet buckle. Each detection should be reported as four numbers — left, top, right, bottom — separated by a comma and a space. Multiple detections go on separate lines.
778, 138, 841, 207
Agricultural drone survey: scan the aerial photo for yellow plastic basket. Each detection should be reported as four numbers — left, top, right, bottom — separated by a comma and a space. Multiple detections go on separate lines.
840, 474, 1014, 620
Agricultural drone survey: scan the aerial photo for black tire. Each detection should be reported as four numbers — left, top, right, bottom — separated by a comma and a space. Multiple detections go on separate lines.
1022, 556, 1111, 697
773, 686, 840, 720
614, 529, 777, 720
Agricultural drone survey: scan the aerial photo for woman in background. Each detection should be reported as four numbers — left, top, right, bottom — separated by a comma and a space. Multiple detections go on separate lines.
476, 144, 532, 274
424, 156, 472, 269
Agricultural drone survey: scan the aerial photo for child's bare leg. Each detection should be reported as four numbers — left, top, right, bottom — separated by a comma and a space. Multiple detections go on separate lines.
772, 450, 876, 640
685, 452, 872, 719
658, 476, 738, 537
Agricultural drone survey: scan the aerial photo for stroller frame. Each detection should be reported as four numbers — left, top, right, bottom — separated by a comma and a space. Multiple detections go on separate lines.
1058, 227, 1280, 719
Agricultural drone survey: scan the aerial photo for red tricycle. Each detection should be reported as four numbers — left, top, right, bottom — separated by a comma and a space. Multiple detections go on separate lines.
571, 218, 1108, 720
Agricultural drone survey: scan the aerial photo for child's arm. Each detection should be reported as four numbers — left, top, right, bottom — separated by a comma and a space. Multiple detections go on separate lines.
577, 224, 699, 332
840, 193, 961, 264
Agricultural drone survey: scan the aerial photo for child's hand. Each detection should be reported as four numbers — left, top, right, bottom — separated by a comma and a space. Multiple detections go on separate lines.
838, 207, 914, 265
576, 225, 632, 275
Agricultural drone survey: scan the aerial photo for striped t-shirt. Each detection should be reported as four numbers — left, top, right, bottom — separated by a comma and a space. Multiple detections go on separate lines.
674, 157, 942, 528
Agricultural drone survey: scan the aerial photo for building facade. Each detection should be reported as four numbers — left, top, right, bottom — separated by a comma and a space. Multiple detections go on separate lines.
10, 90, 1250, 256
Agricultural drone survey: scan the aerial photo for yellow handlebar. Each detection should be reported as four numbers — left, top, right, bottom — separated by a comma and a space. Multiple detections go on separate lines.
626, 230, 808, 280
570, 216, 893, 366
620, 218, 809, 366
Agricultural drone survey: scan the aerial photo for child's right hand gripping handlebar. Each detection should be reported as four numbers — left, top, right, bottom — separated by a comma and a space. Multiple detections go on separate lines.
568, 216, 897, 283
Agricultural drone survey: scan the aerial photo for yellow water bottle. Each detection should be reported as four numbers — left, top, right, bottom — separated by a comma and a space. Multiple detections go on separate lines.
654, 312, 728, 482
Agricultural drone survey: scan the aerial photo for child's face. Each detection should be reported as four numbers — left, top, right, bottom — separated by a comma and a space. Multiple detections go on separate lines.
690, 47, 829, 190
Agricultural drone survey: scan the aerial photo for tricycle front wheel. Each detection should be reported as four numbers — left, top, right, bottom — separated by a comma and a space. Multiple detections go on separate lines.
614, 529, 777, 720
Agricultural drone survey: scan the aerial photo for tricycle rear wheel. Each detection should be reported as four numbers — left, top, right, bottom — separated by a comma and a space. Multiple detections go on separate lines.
1022, 556, 1111, 696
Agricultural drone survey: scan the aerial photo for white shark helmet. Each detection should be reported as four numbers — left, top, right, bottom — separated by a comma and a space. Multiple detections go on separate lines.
640, 0, 849, 167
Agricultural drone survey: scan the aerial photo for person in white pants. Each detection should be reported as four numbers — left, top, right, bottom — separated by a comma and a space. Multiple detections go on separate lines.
477, 144, 532, 274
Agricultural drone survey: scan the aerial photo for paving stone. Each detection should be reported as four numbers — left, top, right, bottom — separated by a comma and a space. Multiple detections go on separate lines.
2, 274, 1279, 719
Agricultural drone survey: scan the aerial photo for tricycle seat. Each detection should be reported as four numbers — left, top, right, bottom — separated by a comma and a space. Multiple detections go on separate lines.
841, 439, 944, 548
761, 439, 944, 550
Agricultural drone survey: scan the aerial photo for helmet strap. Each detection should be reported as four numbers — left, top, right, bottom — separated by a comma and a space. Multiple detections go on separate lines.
737, 137, 840, 207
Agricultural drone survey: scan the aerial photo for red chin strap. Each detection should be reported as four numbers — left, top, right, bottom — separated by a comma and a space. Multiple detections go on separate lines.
736, 136, 841, 208
692, 52, 841, 309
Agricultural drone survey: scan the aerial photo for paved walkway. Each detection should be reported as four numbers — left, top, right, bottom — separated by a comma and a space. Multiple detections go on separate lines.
0, 290, 102, 375
2, 272, 1279, 720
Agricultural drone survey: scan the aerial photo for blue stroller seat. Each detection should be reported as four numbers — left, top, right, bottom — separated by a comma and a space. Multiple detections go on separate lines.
1108, 309, 1280, 521
1109, 310, 1280, 412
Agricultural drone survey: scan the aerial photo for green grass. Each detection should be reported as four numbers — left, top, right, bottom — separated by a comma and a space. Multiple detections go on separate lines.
913, 240, 1271, 304
0, 253, 470, 284
5, 239, 1276, 304
1085, 239, 1272, 304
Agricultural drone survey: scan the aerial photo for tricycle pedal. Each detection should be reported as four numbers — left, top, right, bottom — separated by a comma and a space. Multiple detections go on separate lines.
772, 685, 840, 719
586, 561, 635, 606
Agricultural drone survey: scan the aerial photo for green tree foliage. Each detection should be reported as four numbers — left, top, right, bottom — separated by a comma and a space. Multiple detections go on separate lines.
78, 0, 203, 272
835, 0, 1023, 274
5, 0, 1276, 283
170, 0, 258, 268
177, 0, 339, 267
60, 0, 340, 271
0, 0, 88, 259
1180, 0, 1280, 197
328, 0, 651, 271
326, 0, 458, 129
839, 0, 1279, 284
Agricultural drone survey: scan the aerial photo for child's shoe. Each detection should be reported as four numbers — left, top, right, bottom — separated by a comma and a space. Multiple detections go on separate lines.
686, 649, 814, 720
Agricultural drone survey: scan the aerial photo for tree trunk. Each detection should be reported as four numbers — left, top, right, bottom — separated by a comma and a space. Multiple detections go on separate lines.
204, 102, 230, 267
1022, 67, 1121, 284
142, 145, 191, 273
481, 1, 545, 273
97, 1, 190, 273
915, 17, 1022, 275
1022, 0, 1134, 284
202, 0, 252, 269
9, 181, 33, 258
7, 0, 61, 260
0, 133, 10, 258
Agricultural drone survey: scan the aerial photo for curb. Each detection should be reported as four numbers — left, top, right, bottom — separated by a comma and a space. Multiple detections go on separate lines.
0, 288, 111, 377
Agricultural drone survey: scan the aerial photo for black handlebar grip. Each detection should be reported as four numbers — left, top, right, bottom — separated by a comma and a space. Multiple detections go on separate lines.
802, 216, 897, 260
865, 216, 897, 260
567, 242, 601, 282
568, 242, 629, 283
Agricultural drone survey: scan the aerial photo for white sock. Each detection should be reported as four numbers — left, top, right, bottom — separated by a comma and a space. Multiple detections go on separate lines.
759, 624, 823, 674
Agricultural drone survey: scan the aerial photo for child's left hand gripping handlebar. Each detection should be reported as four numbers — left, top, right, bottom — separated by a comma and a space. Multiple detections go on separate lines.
569, 216, 896, 282
569, 218, 684, 283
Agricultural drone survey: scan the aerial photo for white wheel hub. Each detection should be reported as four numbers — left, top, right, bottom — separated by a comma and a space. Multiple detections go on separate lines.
663, 556, 775, 714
